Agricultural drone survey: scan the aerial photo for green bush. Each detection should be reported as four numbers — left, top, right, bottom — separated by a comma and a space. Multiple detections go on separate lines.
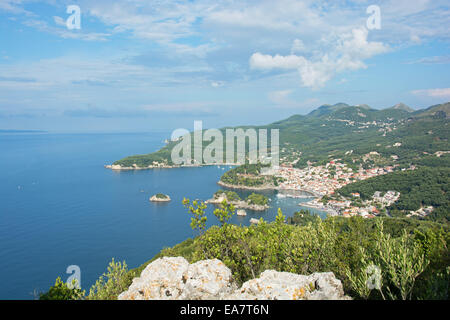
87, 259, 132, 300
246, 193, 269, 206
39, 277, 85, 300
179, 210, 449, 299
214, 190, 241, 202
41, 202, 450, 300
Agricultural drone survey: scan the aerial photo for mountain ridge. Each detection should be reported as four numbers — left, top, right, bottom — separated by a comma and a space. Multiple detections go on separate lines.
111, 101, 450, 170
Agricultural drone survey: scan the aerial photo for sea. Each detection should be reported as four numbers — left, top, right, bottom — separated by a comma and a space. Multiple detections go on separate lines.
0, 132, 326, 299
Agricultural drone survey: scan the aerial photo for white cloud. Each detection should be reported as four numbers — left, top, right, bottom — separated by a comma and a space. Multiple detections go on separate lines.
250, 53, 306, 70
250, 27, 389, 89
1, 0, 448, 110
406, 56, 450, 65
268, 89, 293, 104
412, 88, 450, 99
268, 89, 319, 109
53, 16, 66, 27
0, 0, 31, 15
23, 18, 111, 42
3, 0, 450, 46
141, 102, 215, 114
84, 0, 203, 42
291, 39, 305, 54
211, 81, 224, 87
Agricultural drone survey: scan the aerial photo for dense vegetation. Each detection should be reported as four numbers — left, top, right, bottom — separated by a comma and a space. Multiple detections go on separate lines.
114, 142, 176, 167
214, 190, 241, 202
214, 190, 269, 206
39, 278, 85, 300
220, 163, 284, 187
246, 193, 269, 206
130, 209, 450, 300
115, 103, 450, 171
42, 200, 450, 300
113, 103, 449, 169
338, 167, 450, 223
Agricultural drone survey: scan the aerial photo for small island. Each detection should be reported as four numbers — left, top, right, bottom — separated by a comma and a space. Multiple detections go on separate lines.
149, 193, 171, 202
205, 190, 269, 211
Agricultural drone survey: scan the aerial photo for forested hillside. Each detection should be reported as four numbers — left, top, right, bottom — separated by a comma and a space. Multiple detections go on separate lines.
113, 102, 449, 170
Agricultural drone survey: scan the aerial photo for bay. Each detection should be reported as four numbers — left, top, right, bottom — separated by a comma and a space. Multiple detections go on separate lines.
0, 132, 325, 299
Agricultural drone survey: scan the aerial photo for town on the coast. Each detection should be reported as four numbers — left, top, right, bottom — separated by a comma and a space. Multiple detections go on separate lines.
272, 159, 424, 219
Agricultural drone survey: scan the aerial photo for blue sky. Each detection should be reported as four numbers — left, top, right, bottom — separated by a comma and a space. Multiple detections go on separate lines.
0, 0, 449, 132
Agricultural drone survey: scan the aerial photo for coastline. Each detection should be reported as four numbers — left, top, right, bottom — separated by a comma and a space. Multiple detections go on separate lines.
106, 163, 324, 200
105, 164, 193, 170
218, 181, 323, 198
299, 201, 339, 217
107, 163, 331, 215
205, 198, 269, 211
105, 163, 236, 171
217, 180, 277, 191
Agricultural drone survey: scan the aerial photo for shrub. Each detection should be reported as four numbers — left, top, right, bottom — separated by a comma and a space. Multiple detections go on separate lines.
39, 277, 85, 300
87, 259, 132, 300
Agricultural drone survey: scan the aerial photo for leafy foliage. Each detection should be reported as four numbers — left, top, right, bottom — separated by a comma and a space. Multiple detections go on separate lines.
42, 199, 450, 300
182, 198, 208, 236
137, 202, 447, 300
213, 190, 269, 206
213, 199, 236, 226
214, 190, 241, 202
246, 193, 269, 206
220, 163, 272, 187
87, 259, 131, 300
39, 277, 85, 300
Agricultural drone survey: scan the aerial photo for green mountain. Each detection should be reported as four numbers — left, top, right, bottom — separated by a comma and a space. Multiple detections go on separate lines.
387, 103, 414, 113
413, 102, 450, 118
306, 102, 350, 117
112, 102, 450, 170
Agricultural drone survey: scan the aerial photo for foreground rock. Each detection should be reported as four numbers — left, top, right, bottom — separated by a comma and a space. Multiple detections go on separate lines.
118, 257, 351, 300
229, 270, 350, 300
118, 257, 235, 300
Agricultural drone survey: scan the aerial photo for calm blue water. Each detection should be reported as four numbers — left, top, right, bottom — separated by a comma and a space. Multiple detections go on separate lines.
0, 132, 325, 299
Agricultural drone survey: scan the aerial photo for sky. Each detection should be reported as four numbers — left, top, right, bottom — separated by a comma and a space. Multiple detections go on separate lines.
0, 0, 449, 132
